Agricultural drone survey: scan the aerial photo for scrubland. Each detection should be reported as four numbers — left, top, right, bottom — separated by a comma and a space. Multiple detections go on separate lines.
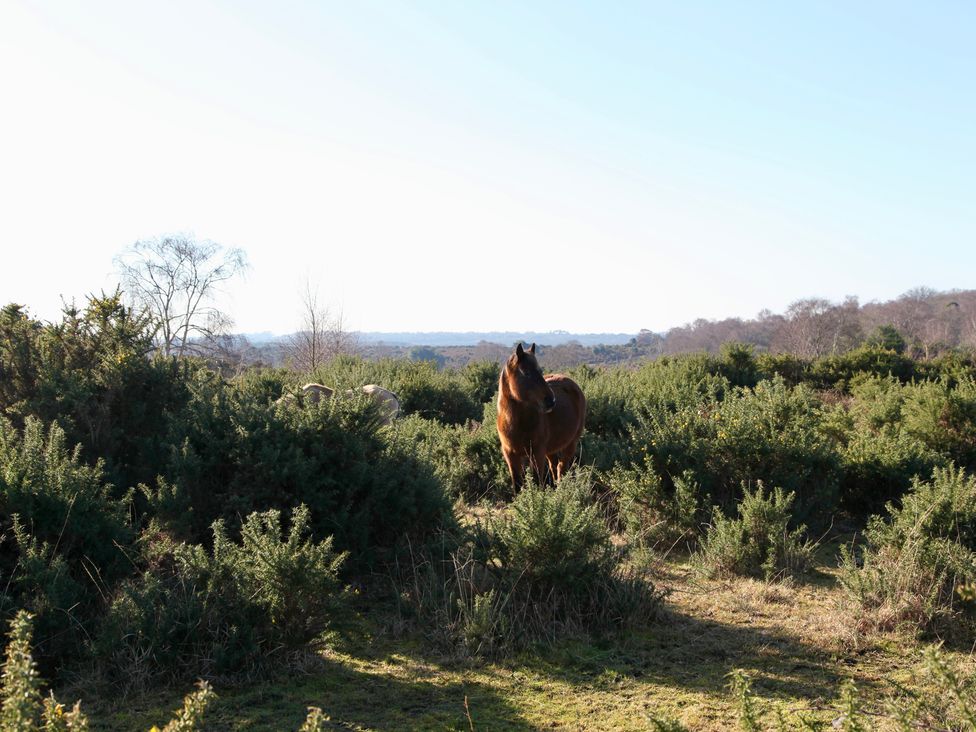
3, 296, 976, 730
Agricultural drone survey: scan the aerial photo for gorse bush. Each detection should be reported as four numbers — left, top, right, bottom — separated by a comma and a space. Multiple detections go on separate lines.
165, 369, 450, 561
631, 376, 841, 527
392, 472, 664, 655
902, 378, 976, 468
0, 296, 190, 493
695, 482, 814, 580
482, 471, 663, 644
490, 472, 614, 593
98, 505, 346, 684
391, 407, 507, 501
610, 460, 704, 549
839, 465, 976, 638
309, 356, 484, 425
1, 611, 89, 732
0, 417, 132, 665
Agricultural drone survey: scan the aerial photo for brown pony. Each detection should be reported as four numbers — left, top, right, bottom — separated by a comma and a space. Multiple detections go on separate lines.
496, 343, 586, 490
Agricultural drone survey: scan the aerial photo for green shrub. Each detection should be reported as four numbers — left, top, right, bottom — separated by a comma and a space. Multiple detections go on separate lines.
0, 295, 191, 493
610, 460, 704, 548
902, 378, 976, 467
165, 370, 450, 561
311, 357, 482, 425
0, 417, 132, 664
98, 505, 347, 683
482, 471, 664, 644
393, 472, 664, 655
460, 360, 501, 406
718, 342, 760, 389
491, 472, 614, 592
391, 409, 506, 501
839, 430, 946, 514
1, 611, 89, 732
839, 465, 976, 637
633, 377, 841, 527
754, 352, 810, 387
695, 482, 814, 580
809, 345, 917, 391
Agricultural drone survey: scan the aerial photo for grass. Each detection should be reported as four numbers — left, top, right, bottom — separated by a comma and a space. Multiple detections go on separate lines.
83, 537, 975, 731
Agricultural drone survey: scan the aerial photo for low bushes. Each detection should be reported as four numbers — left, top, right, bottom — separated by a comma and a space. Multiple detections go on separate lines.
695, 482, 815, 580
628, 376, 841, 527
391, 406, 507, 501
839, 465, 976, 638
97, 505, 347, 685
609, 460, 704, 549
0, 417, 133, 667
393, 471, 665, 656
165, 369, 451, 561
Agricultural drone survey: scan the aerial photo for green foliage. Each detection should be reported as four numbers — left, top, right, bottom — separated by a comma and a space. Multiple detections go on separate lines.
0, 294, 188, 492
1, 612, 88, 732
634, 377, 841, 527
98, 506, 347, 683
166, 369, 450, 560
696, 482, 814, 580
391, 408, 506, 501
460, 360, 500, 406
0, 417, 132, 662
866, 324, 907, 354
839, 465, 976, 637
754, 352, 810, 387
728, 669, 761, 732
297, 707, 330, 732
2, 611, 44, 732
719, 342, 760, 389
479, 471, 665, 643
491, 472, 614, 592
311, 357, 481, 424
902, 378, 976, 467
610, 461, 704, 548
155, 682, 215, 732
809, 345, 916, 391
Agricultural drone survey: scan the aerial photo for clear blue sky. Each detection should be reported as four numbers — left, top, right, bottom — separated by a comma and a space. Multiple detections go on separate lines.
1, 1, 973, 333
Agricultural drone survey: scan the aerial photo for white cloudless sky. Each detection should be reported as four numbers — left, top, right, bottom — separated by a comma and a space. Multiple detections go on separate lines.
1, 1, 973, 334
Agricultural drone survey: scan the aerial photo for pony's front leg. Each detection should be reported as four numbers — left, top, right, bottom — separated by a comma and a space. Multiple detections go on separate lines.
529, 447, 551, 487
503, 448, 525, 491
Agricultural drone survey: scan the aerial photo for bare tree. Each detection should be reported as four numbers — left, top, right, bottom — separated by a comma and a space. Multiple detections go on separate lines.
115, 235, 248, 357
287, 281, 356, 372
772, 297, 860, 358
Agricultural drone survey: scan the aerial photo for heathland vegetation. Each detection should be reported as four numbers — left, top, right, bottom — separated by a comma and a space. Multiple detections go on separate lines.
4, 277, 976, 728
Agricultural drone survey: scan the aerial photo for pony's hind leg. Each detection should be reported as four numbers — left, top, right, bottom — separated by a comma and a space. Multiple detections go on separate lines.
553, 441, 578, 483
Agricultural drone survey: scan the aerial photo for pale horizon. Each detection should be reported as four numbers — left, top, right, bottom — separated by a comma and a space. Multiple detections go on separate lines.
2, 2, 973, 335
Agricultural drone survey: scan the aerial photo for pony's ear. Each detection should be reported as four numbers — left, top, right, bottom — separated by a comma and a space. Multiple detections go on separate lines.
529, 343, 536, 355
515, 343, 524, 358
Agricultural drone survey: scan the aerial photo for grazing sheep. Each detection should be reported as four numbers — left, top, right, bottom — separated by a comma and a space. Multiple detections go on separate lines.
278, 383, 400, 425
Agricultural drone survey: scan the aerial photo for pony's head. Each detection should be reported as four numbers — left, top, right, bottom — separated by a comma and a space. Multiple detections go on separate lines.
505, 343, 555, 412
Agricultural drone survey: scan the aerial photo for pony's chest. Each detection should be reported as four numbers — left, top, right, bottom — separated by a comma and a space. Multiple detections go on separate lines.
497, 402, 543, 436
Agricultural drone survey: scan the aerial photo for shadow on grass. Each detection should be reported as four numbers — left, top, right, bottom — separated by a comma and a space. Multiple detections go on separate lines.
514, 602, 877, 711
87, 640, 533, 732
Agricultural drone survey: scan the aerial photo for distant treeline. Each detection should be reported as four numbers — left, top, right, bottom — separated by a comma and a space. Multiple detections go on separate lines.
219, 287, 976, 371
